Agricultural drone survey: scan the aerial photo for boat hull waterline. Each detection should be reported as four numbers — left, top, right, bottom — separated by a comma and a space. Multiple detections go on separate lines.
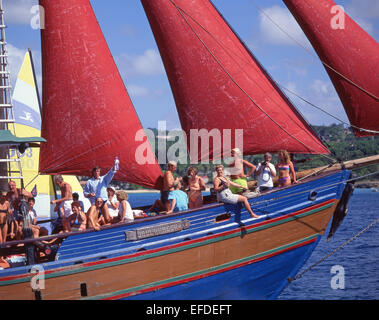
0, 170, 350, 300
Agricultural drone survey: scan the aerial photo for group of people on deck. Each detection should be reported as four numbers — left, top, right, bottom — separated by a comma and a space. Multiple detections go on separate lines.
0, 150, 303, 242
54, 163, 142, 232
149, 161, 206, 215
0, 181, 49, 243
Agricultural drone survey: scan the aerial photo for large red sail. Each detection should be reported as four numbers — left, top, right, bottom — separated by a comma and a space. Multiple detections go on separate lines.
141, 0, 329, 161
283, 0, 379, 137
39, 0, 162, 189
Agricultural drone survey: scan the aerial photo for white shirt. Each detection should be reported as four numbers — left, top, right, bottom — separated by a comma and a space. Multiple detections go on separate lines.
27, 209, 37, 224
256, 162, 276, 188
106, 195, 119, 218
119, 200, 134, 222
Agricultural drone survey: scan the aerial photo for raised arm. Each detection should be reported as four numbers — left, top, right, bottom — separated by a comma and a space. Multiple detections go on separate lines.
103, 168, 115, 186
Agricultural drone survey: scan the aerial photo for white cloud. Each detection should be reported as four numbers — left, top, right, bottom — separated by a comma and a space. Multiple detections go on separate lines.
6, 43, 42, 91
116, 49, 165, 77
7, 44, 26, 83
259, 5, 311, 49
3, 0, 38, 25
127, 84, 149, 97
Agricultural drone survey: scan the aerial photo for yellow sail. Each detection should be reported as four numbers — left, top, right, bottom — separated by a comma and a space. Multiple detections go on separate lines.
10, 52, 89, 218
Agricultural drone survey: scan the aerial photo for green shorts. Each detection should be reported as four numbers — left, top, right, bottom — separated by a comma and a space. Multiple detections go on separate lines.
229, 177, 248, 194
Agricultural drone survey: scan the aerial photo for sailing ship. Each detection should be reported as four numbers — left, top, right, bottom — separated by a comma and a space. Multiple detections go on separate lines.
0, 0, 378, 300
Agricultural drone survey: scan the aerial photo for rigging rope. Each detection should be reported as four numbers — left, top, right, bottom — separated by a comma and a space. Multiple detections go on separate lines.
169, 0, 326, 155
279, 84, 379, 135
248, 0, 379, 102
248, 0, 379, 135
288, 215, 379, 282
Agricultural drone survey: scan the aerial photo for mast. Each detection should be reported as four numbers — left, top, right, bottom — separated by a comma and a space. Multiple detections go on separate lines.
28, 49, 42, 115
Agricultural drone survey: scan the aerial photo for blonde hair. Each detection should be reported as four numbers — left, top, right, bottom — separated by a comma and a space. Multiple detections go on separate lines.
279, 150, 291, 164
231, 148, 242, 156
54, 175, 63, 183
215, 164, 224, 171
168, 160, 177, 167
116, 190, 128, 201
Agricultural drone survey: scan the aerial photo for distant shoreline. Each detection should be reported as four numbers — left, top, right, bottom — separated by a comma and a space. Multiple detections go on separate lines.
355, 181, 379, 188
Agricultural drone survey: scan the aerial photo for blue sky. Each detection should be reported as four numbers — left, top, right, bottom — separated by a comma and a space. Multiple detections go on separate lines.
4, 0, 379, 130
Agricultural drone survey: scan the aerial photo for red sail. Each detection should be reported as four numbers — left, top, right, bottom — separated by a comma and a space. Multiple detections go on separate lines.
141, 0, 329, 161
39, 0, 162, 189
283, 0, 379, 137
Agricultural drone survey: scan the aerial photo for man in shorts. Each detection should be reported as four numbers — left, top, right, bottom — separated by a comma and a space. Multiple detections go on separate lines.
51, 175, 73, 232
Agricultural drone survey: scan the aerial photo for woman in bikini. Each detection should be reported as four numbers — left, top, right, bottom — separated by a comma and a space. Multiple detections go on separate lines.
213, 165, 259, 218
71, 201, 87, 231
0, 191, 10, 243
187, 167, 206, 209
277, 150, 297, 187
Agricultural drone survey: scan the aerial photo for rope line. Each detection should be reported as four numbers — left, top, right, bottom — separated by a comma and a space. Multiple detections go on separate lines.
168, 0, 326, 155
249, 0, 379, 102
280, 85, 379, 135
288, 216, 379, 282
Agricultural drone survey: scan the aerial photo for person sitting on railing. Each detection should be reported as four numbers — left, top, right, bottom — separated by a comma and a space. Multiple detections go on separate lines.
105, 186, 119, 223
70, 201, 87, 231
166, 181, 188, 214
213, 165, 259, 218
86, 197, 103, 231
72, 192, 85, 212
116, 190, 144, 223
145, 182, 188, 215
27, 197, 48, 238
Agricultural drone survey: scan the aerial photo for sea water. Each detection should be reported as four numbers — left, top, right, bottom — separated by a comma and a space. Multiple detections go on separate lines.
127, 189, 379, 300
278, 188, 379, 300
